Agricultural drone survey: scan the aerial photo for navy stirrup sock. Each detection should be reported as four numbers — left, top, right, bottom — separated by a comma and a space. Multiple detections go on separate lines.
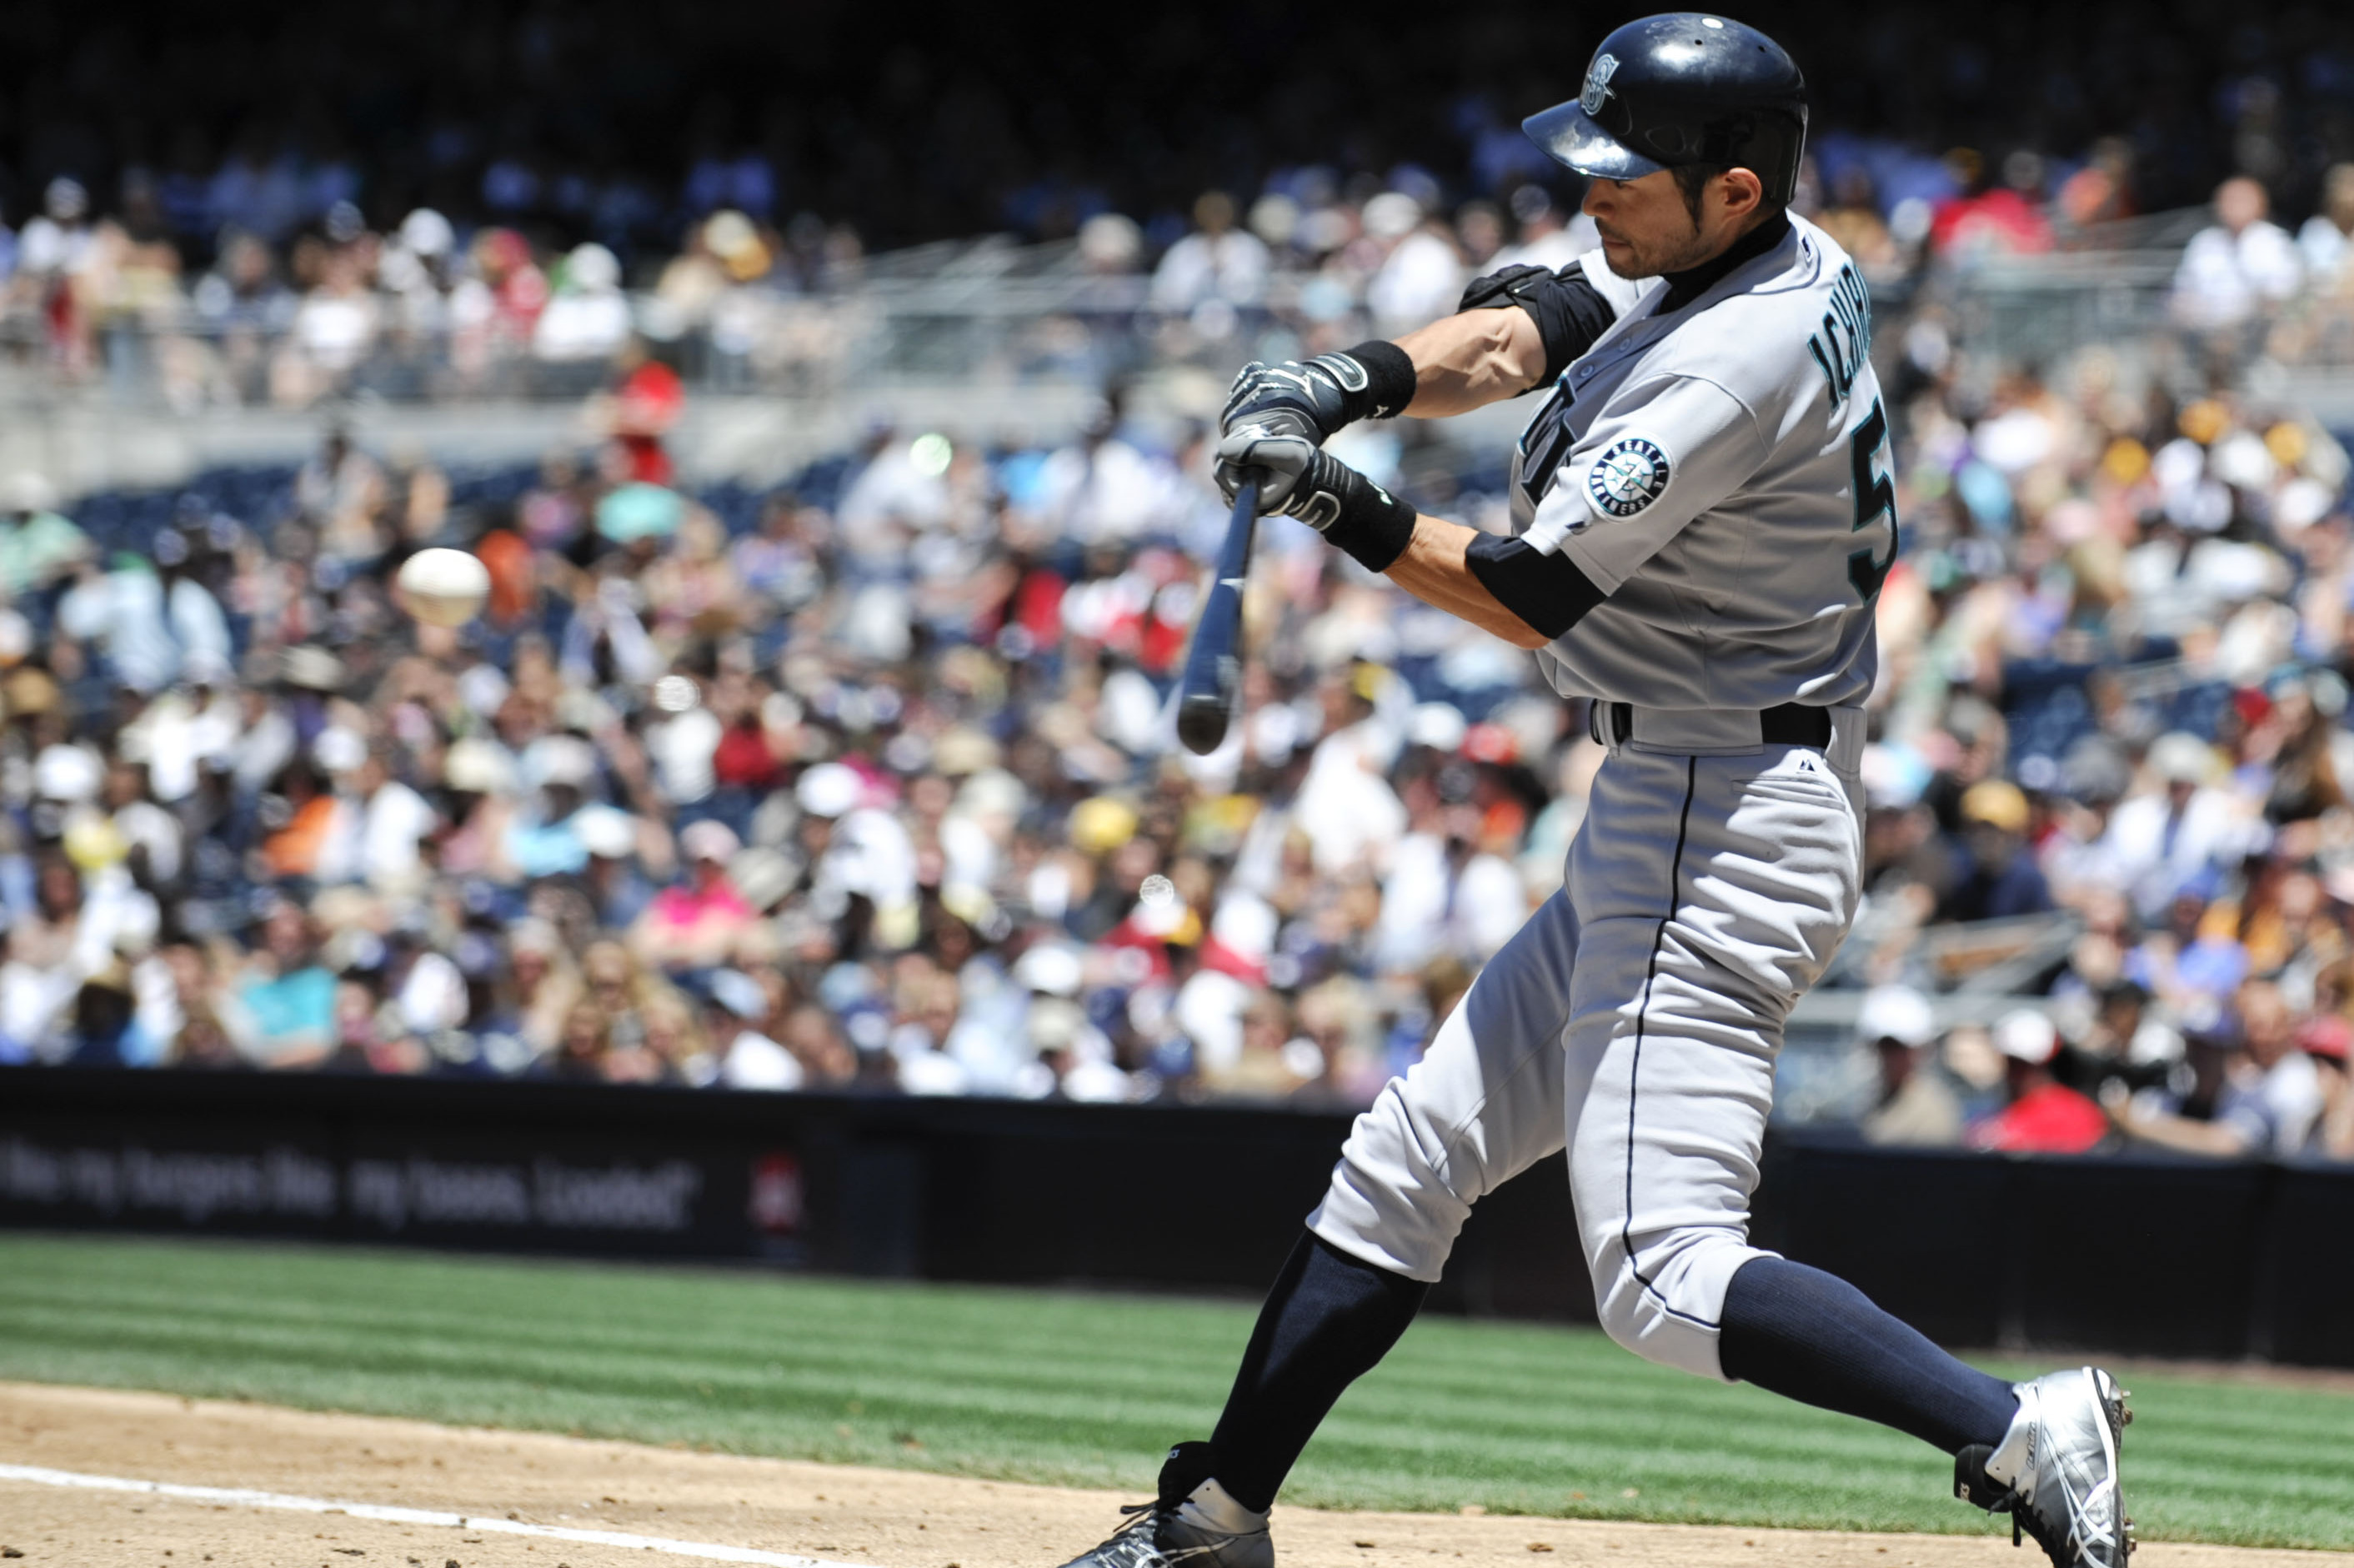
1206, 1230, 1428, 1514
1718, 1256, 2019, 1455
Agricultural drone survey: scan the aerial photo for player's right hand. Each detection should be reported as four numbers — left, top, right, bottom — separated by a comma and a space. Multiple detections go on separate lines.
1215, 353, 1395, 503
1215, 425, 1370, 532
1215, 423, 1313, 514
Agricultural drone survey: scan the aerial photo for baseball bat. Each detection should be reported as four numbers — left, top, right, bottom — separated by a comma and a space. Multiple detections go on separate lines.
1175, 474, 1260, 755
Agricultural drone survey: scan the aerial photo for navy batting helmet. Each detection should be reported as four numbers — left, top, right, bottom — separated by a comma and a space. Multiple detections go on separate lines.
1523, 13, 1807, 205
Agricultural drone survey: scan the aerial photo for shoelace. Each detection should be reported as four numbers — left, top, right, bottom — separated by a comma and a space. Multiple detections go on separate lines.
1104, 1500, 1249, 1567
1101, 1502, 1210, 1567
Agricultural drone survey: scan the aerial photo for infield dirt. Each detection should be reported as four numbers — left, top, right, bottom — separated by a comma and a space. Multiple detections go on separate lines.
1, 1382, 2342, 1568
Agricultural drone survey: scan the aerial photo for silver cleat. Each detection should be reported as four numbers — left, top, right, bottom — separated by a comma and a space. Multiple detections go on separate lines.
1956, 1366, 2133, 1567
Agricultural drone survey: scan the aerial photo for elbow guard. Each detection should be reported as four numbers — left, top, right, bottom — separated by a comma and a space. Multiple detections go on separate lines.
1455, 262, 1619, 388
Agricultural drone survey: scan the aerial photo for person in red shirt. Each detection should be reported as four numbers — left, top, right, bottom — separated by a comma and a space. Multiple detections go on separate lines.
1971, 1009, 2110, 1155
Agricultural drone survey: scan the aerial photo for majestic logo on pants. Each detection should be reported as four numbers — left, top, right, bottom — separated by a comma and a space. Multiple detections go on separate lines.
1587, 436, 1670, 518
1581, 53, 1620, 116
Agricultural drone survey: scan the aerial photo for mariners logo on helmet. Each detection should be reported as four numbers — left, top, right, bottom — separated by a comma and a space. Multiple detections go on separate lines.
1580, 53, 1620, 116
1587, 436, 1670, 518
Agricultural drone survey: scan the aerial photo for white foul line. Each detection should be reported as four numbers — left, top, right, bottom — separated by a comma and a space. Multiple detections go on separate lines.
0, 1461, 884, 1568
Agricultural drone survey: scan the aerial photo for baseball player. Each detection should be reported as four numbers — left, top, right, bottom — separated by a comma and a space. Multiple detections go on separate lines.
1054, 16, 2131, 1568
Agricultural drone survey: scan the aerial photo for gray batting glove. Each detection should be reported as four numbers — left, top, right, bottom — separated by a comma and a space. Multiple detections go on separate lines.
1214, 425, 1370, 532
1213, 408, 1315, 507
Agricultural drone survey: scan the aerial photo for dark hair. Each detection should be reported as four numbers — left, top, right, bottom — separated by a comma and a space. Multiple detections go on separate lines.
1671, 162, 1787, 225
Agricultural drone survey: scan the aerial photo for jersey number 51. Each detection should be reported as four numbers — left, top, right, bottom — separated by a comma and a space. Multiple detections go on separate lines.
1847, 398, 1898, 602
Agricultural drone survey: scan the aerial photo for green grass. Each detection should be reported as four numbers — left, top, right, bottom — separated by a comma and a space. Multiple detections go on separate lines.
0, 1236, 2349, 1551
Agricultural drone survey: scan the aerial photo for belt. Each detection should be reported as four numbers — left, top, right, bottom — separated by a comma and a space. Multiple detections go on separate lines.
1591, 700, 1834, 750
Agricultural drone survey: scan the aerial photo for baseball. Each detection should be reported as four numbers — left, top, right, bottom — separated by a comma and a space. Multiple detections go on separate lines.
396, 548, 490, 627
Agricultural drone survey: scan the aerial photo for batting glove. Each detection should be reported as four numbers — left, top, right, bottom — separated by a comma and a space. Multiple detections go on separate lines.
1215, 425, 1418, 574
1214, 345, 1416, 504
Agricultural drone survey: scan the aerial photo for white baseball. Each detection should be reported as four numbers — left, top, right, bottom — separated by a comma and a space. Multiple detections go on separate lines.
396, 548, 491, 627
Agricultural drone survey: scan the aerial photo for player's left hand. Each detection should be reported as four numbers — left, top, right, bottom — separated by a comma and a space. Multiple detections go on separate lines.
1220, 355, 1365, 443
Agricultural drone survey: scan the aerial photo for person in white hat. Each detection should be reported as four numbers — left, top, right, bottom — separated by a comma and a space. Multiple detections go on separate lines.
1857, 985, 1961, 1147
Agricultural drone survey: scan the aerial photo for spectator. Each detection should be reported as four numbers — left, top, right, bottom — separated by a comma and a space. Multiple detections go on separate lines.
2110, 979, 2323, 1159
2310, 1016, 2354, 1163
535, 244, 634, 363
1936, 780, 2052, 923
1970, 1009, 2108, 1155
0, 473, 92, 599
1814, 166, 1902, 283
2296, 163, 2354, 285
541, 1000, 615, 1083
228, 902, 337, 1069
1149, 191, 1270, 316
59, 967, 145, 1067
714, 967, 804, 1091
1365, 193, 1464, 337
2172, 176, 2302, 330
2101, 734, 2254, 924
629, 819, 755, 969
1491, 185, 1596, 272
1858, 986, 1962, 1146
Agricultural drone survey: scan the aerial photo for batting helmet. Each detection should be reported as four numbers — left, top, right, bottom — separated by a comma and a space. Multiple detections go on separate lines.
1523, 13, 1807, 206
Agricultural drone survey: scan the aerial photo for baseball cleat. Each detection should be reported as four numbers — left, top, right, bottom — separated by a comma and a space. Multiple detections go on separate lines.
1955, 1366, 2132, 1568
1054, 1444, 1273, 1568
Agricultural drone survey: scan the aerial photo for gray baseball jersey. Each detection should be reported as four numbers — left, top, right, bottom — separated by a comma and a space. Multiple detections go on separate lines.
1505, 213, 1890, 711
1306, 215, 1886, 1382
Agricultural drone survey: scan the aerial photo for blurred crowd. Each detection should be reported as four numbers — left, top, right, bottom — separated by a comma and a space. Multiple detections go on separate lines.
3, 253, 2354, 1170
2, 7, 2353, 1168
0, 400, 1568, 1111
22, 148, 2354, 413
1823, 299, 2354, 1165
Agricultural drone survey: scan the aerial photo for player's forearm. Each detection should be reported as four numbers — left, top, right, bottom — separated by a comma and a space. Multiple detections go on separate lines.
1394, 310, 1550, 418
1382, 516, 1552, 649
2116, 1109, 2250, 1158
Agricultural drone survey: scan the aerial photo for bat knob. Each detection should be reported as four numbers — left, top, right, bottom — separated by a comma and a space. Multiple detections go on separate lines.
1175, 692, 1232, 756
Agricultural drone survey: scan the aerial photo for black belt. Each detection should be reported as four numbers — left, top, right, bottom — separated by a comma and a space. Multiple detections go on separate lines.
1595, 701, 1832, 748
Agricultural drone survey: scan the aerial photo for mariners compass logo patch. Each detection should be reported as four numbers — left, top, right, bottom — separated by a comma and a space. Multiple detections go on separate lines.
1586, 436, 1670, 518
1580, 54, 1620, 115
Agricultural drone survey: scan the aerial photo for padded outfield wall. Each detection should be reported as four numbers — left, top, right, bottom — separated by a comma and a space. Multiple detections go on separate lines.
3, 1066, 2348, 1367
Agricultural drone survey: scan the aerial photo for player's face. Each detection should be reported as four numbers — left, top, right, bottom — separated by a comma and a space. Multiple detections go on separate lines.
1581, 168, 1752, 279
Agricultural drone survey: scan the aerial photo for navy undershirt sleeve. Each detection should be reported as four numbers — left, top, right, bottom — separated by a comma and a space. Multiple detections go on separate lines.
1463, 532, 1608, 641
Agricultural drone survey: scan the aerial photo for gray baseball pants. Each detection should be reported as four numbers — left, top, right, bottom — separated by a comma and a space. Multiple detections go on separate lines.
1309, 709, 1866, 1380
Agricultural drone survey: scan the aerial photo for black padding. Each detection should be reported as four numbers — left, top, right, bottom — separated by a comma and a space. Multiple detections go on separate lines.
1457, 263, 1554, 311
1302, 451, 1419, 574
1455, 261, 1618, 390
1341, 339, 1418, 421
1463, 531, 1608, 640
